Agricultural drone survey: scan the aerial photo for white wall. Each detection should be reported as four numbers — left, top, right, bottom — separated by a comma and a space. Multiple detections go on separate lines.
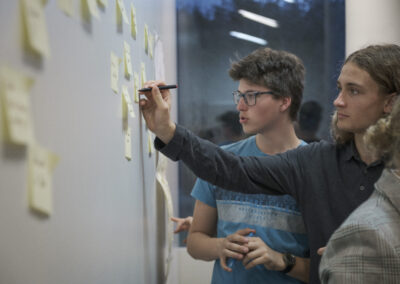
346, 0, 400, 55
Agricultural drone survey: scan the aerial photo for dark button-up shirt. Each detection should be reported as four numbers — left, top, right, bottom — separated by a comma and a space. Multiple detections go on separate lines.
155, 125, 384, 284
319, 169, 400, 283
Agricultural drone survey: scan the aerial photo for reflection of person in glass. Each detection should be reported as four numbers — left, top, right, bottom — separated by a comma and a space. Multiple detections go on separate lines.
174, 48, 311, 284
139, 44, 400, 284
319, 97, 400, 283
295, 100, 323, 143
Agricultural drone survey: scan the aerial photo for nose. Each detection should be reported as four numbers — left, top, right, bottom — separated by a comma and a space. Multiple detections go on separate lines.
333, 91, 346, 108
236, 96, 248, 111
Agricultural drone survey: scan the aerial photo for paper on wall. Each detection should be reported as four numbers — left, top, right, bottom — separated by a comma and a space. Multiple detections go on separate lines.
124, 126, 132, 160
124, 41, 133, 78
28, 143, 59, 216
156, 153, 174, 282
116, 0, 129, 25
57, 0, 74, 16
21, 0, 51, 58
130, 3, 137, 39
110, 51, 121, 94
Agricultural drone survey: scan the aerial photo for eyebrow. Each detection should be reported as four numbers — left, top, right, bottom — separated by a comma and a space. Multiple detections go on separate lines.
336, 81, 363, 88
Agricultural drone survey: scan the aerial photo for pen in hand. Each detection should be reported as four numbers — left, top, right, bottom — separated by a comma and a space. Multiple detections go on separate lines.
138, 84, 178, 92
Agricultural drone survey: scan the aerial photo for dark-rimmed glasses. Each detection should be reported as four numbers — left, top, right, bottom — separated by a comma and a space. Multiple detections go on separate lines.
232, 90, 275, 106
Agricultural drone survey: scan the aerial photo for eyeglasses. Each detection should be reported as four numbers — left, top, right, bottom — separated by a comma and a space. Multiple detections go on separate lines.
232, 90, 275, 106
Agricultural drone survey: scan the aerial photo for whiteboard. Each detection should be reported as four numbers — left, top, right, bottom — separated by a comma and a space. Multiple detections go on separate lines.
0, 0, 178, 283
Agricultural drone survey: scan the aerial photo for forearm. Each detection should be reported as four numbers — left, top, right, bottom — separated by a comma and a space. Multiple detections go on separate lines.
186, 232, 222, 261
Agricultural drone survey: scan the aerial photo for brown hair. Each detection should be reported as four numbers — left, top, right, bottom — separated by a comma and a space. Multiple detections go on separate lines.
364, 97, 400, 168
229, 48, 305, 121
332, 44, 400, 144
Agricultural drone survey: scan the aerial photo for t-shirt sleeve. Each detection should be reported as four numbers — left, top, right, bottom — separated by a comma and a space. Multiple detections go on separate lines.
190, 178, 217, 208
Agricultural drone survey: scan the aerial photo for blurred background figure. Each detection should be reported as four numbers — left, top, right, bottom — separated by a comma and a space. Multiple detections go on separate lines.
295, 100, 323, 143
216, 110, 244, 145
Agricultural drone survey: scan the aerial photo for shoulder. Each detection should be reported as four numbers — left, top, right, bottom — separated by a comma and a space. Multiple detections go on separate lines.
325, 190, 400, 256
220, 136, 257, 155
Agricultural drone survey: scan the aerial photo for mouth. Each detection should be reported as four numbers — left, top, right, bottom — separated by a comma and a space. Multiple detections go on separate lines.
239, 116, 248, 123
337, 113, 349, 119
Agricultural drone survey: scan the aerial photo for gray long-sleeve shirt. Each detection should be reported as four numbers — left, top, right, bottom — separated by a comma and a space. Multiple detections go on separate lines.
155, 125, 384, 284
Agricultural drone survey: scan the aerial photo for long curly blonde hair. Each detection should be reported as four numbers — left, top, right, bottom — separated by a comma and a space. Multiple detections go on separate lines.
331, 44, 400, 144
364, 97, 400, 168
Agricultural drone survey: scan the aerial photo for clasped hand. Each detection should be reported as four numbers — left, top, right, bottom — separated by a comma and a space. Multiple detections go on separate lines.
218, 228, 285, 272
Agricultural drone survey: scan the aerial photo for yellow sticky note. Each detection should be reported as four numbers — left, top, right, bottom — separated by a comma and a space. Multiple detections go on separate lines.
0, 67, 34, 145
147, 130, 154, 155
122, 85, 135, 118
97, 0, 107, 7
133, 72, 139, 103
124, 41, 133, 78
110, 51, 120, 94
21, 0, 51, 58
140, 62, 146, 87
85, 0, 99, 19
2, 87, 34, 145
125, 127, 132, 161
148, 33, 154, 59
28, 144, 59, 216
116, 0, 129, 25
130, 3, 137, 39
57, 0, 74, 16
144, 24, 149, 54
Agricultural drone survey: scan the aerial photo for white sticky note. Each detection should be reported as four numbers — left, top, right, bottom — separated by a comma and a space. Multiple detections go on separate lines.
122, 85, 135, 118
57, 0, 74, 16
133, 72, 139, 103
144, 24, 149, 54
85, 0, 99, 19
116, 0, 129, 25
130, 3, 137, 39
124, 127, 132, 161
22, 0, 51, 58
140, 62, 146, 87
124, 41, 133, 78
28, 144, 59, 216
110, 51, 120, 94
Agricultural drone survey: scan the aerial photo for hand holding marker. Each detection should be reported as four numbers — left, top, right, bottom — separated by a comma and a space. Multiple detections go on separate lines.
138, 84, 178, 92
227, 232, 255, 269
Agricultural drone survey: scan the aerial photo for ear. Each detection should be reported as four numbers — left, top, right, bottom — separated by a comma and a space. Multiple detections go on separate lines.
383, 93, 398, 114
280, 96, 292, 112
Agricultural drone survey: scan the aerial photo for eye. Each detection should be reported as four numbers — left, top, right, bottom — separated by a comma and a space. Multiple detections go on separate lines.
336, 86, 342, 92
245, 92, 257, 99
349, 88, 359, 95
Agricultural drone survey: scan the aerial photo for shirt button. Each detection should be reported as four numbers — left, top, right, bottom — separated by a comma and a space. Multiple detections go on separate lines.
360, 185, 365, 191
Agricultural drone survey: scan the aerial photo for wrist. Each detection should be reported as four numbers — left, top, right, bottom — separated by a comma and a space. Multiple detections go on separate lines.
158, 122, 176, 144
280, 253, 296, 274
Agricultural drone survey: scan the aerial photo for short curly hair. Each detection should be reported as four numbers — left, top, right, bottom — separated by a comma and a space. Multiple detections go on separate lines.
229, 47, 305, 121
332, 44, 400, 144
364, 96, 400, 168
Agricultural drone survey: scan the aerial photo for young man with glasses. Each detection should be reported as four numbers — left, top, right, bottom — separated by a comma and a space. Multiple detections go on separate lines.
180, 48, 310, 283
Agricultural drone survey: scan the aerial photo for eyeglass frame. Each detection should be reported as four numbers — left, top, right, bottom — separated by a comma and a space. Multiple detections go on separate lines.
232, 90, 276, 106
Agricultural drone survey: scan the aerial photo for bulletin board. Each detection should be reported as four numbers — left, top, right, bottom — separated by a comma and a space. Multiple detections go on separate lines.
0, 0, 177, 283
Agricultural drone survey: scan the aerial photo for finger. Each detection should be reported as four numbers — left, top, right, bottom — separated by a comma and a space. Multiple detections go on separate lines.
183, 238, 187, 244
242, 249, 259, 266
235, 228, 256, 237
317, 247, 326, 256
227, 233, 251, 245
244, 256, 264, 270
225, 242, 249, 254
219, 256, 232, 272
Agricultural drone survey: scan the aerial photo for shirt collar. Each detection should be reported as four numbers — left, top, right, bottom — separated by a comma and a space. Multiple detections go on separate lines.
375, 169, 400, 211
343, 140, 384, 167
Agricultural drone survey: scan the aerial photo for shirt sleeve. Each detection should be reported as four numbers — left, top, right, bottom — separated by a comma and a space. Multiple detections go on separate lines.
319, 223, 400, 283
191, 178, 217, 208
155, 124, 307, 199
